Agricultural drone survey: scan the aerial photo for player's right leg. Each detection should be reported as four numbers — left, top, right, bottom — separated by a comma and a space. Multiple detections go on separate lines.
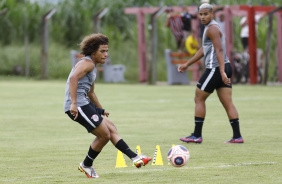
77, 121, 111, 178
194, 87, 210, 118
78, 162, 100, 178
180, 87, 210, 143
67, 102, 113, 178
90, 121, 111, 151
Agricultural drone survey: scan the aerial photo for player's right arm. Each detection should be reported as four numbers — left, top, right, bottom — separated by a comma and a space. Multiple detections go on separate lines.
69, 60, 94, 120
178, 47, 204, 73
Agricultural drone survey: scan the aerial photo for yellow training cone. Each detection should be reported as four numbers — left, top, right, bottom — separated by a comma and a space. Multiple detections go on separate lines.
115, 150, 127, 168
136, 145, 142, 155
152, 145, 163, 165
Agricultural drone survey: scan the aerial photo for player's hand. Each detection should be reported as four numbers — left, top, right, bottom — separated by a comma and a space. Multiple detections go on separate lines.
70, 104, 78, 120
104, 110, 109, 117
178, 63, 188, 73
221, 72, 231, 86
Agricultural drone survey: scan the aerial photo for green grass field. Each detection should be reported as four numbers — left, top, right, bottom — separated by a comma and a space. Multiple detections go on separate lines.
0, 78, 281, 184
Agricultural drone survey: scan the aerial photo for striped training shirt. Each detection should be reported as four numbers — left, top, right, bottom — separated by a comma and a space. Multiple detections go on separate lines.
168, 14, 184, 41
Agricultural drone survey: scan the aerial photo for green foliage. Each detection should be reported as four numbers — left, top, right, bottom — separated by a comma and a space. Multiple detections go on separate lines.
0, 0, 50, 44
0, 0, 281, 81
51, 0, 100, 46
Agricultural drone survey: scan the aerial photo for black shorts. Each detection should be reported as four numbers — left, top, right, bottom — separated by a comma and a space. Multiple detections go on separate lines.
197, 63, 233, 93
176, 37, 183, 49
241, 37, 248, 50
66, 102, 104, 133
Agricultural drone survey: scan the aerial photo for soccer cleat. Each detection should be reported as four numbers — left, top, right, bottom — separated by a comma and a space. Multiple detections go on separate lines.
133, 154, 152, 168
180, 133, 203, 143
224, 137, 244, 143
78, 162, 99, 178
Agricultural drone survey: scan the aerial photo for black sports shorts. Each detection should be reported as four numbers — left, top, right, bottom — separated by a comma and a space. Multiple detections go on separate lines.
66, 102, 104, 133
241, 37, 248, 50
197, 63, 232, 93
176, 38, 183, 50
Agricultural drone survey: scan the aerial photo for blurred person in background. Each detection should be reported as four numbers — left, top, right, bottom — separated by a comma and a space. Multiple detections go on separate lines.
181, 6, 197, 50
240, 12, 267, 51
216, 13, 225, 38
185, 30, 199, 56
165, 7, 184, 52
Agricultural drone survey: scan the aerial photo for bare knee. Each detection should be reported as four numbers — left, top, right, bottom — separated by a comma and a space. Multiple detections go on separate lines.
104, 132, 111, 141
194, 95, 205, 104
105, 118, 118, 133
194, 88, 209, 104
219, 99, 228, 108
97, 131, 111, 144
220, 98, 234, 110
109, 121, 118, 132
194, 95, 199, 103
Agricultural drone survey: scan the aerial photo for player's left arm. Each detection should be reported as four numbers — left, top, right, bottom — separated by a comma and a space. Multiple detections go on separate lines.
87, 82, 109, 117
206, 25, 230, 86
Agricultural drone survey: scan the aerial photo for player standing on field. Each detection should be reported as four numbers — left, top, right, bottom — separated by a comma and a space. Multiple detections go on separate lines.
64, 33, 151, 178
178, 3, 244, 144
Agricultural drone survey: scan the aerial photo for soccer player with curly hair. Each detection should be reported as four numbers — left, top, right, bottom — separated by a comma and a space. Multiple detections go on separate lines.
64, 33, 151, 178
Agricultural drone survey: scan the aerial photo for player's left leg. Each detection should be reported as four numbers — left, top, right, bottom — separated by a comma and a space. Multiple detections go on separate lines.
103, 116, 151, 168
216, 87, 238, 119
216, 87, 244, 143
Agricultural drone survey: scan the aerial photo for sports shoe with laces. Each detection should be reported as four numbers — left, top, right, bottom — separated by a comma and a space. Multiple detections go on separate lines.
224, 137, 244, 143
78, 162, 99, 178
180, 133, 203, 143
133, 154, 152, 168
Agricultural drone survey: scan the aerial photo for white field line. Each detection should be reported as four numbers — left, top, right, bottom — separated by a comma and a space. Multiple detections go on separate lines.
0, 162, 277, 182
116, 161, 277, 173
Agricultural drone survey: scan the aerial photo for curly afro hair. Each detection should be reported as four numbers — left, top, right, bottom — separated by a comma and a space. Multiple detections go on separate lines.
79, 33, 109, 56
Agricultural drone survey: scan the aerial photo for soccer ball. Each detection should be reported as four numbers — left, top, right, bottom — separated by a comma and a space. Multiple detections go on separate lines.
167, 145, 190, 167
